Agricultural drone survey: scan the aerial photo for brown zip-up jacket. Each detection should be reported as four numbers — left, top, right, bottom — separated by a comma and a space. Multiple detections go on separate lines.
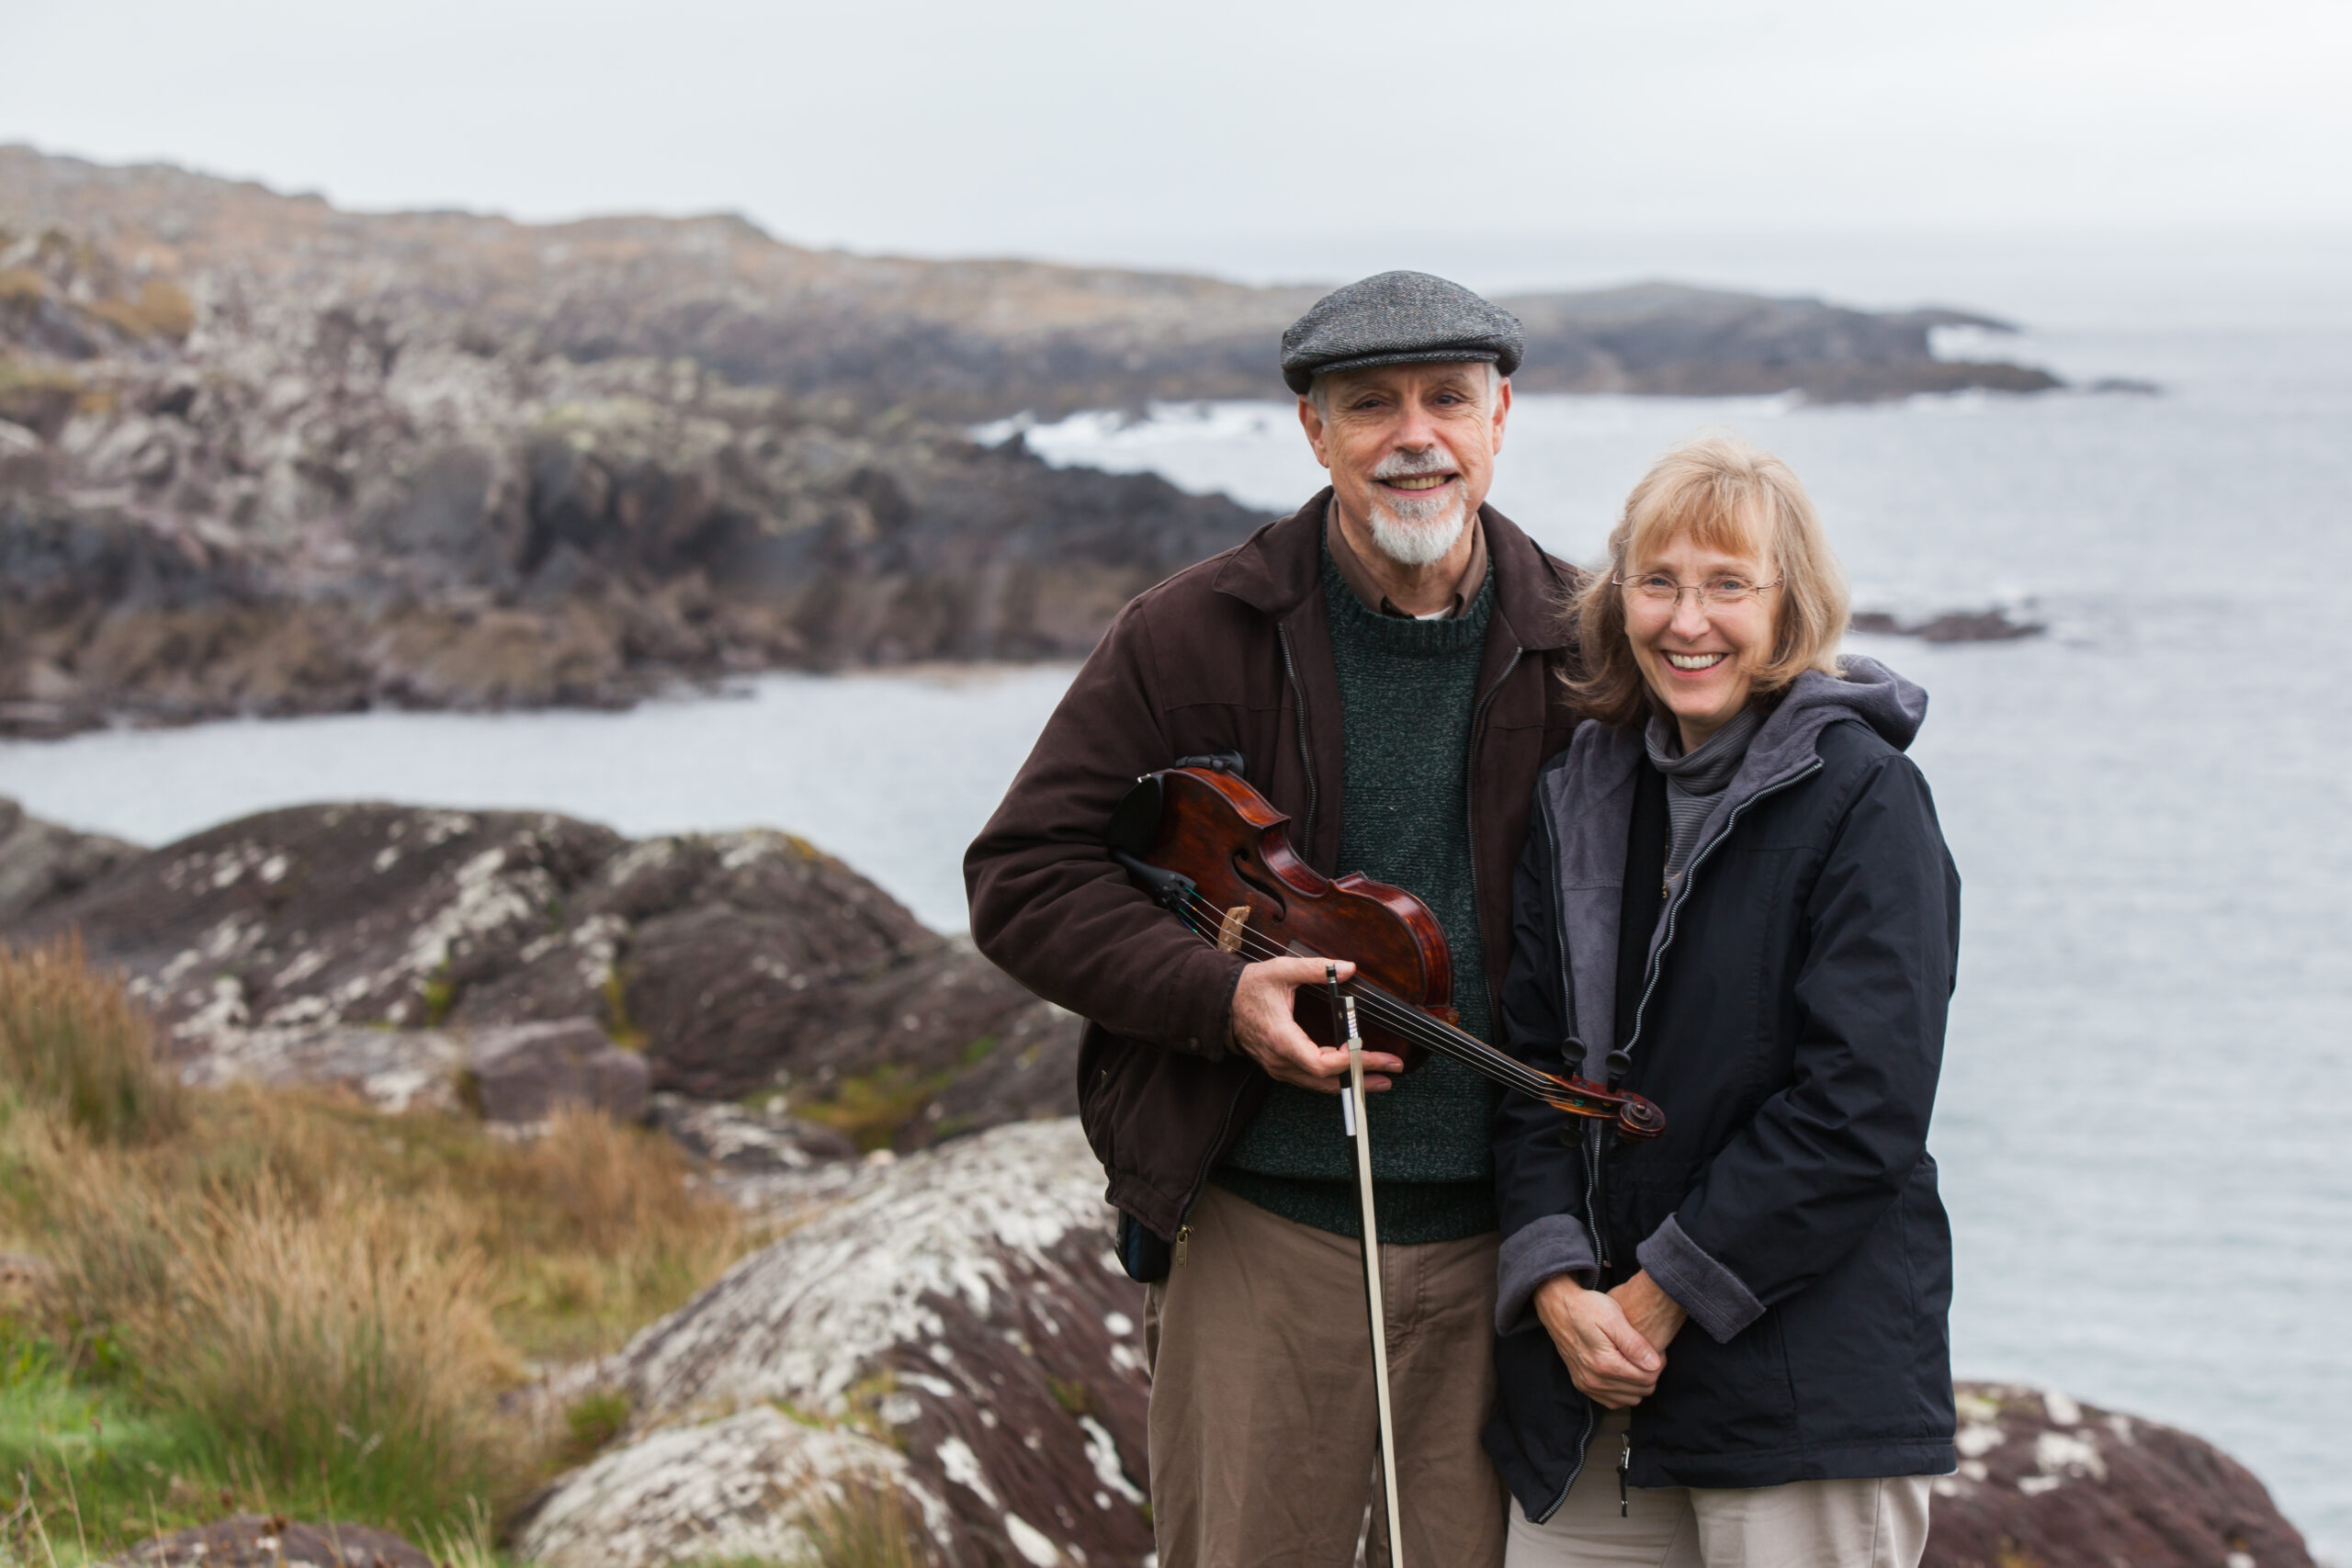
964, 490, 1584, 1240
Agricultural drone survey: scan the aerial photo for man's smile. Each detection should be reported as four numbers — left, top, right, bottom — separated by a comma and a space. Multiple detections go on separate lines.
1380, 473, 1455, 492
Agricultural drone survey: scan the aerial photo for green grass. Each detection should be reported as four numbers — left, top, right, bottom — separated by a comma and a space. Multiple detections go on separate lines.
0, 1328, 266, 1563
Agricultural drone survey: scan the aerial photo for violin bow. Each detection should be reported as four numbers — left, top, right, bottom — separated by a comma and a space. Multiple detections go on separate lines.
1331, 963, 1405, 1568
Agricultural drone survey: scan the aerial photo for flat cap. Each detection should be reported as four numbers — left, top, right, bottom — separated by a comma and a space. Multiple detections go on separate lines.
1280, 270, 1523, 395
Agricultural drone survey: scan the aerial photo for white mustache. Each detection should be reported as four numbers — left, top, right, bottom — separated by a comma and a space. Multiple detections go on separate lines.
1371, 447, 1457, 481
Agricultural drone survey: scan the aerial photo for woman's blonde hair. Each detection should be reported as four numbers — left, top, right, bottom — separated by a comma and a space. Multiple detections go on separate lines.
1564, 434, 1849, 728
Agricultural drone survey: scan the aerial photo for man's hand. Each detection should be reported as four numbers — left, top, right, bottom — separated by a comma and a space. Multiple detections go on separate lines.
1533, 1274, 1664, 1408
1227, 957, 1405, 1093
1610, 1269, 1688, 1357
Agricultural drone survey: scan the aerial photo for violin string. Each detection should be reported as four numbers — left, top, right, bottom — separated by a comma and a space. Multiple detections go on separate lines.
1163, 886, 1597, 1108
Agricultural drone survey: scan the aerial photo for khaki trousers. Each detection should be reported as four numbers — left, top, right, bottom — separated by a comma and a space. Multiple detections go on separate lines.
1503, 1411, 1931, 1568
1144, 1183, 1508, 1568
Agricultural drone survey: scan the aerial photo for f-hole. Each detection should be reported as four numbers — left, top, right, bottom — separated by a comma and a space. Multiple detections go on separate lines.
1229, 848, 1287, 918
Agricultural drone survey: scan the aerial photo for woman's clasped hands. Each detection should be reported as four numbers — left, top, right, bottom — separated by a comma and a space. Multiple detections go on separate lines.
1532, 1270, 1689, 1409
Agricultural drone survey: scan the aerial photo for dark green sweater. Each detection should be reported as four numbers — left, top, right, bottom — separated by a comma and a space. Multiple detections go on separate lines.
1216, 553, 1499, 1242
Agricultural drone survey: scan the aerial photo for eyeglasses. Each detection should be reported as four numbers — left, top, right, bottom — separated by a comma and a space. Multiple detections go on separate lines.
1612, 573, 1784, 612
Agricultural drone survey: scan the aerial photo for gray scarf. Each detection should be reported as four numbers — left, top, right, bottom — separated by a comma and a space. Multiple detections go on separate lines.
1645, 703, 1766, 893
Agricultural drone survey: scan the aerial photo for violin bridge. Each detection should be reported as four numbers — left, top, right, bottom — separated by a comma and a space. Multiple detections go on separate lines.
1215, 905, 1251, 953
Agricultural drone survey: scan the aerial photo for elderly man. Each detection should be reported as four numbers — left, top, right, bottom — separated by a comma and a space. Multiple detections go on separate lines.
967, 272, 1582, 1566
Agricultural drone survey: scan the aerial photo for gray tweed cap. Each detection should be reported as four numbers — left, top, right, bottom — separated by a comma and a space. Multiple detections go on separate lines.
1280, 270, 1523, 394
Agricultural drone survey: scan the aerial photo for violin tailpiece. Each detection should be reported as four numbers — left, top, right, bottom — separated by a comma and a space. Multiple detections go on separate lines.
1215, 905, 1250, 953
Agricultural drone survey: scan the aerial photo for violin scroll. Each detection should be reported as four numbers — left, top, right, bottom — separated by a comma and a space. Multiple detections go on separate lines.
1535, 1069, 1667, 1141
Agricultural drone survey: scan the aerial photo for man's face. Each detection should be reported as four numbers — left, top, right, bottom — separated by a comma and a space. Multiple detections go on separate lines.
1298, 363, 1511, 567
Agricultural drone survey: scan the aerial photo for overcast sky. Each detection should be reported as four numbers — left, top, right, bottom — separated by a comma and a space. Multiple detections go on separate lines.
5, 0, 2349, 323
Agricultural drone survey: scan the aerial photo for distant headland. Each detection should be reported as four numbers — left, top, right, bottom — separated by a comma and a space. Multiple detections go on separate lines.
0, 146, 2060, 735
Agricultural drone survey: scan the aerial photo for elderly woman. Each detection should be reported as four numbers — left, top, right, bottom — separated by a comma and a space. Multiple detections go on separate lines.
1485, 436, 1959, 1567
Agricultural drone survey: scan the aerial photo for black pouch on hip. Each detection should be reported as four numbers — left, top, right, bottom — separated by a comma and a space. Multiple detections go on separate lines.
1115, 1211, 1172, 1284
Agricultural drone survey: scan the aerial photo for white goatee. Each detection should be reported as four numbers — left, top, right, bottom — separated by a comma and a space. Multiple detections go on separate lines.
1364, 446, 1470, 567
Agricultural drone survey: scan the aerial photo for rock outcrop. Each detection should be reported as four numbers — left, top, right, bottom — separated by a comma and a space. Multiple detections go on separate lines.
1851, 606, 2046, 643
468, 1017, 650, 1124
1927, 1383, 2315, 1568
0, 795, 141, 920
0, 145, 2060, 736
9, 803, 1076, 1147
520, 1119, 1146, 1568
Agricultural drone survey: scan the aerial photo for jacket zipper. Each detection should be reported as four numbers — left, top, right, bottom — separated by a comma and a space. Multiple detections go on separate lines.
1276, 622, 1319, 855
1613, 757, 1824, 1064
1462, 645, 1523, 1029
1535, 1400, 1597, 1524
1170, 1067, 1250, 1247
1538, 805, 1577, 1050
1536, 803, 1612, 1279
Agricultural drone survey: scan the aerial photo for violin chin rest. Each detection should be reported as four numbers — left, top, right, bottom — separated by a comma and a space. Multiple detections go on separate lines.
1106, 773, 1165, 857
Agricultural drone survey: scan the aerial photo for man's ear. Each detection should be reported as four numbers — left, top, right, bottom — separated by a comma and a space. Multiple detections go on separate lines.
1297, 396, 1332, 468
1488, 377, 1513, 456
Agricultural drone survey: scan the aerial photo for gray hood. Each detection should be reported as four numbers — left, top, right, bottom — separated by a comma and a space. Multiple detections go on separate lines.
1537, 655, 1929, 1080
1737, 654, 1927, 779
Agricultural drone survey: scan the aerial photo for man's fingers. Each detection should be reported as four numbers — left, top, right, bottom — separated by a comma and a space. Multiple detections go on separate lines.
1262, 955, 1356, 991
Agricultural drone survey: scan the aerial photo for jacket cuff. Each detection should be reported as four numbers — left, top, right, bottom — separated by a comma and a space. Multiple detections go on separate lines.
1495, 1215, 1599, 1335
1173, 958, 1244, 1061
1636, 1213, 1766, 1344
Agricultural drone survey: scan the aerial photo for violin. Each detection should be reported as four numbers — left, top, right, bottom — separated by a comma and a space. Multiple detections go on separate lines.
1107, 763, 1665, 1141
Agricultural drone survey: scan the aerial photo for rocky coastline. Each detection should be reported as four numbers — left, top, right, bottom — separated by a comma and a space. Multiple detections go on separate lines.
2, 145, 2065, 739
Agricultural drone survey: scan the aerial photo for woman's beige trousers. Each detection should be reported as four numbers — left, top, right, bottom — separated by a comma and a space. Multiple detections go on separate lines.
1504, 1410, 1932, 1568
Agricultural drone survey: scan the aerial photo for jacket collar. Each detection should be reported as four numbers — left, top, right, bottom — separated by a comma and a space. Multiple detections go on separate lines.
1212, 485, 1573, 649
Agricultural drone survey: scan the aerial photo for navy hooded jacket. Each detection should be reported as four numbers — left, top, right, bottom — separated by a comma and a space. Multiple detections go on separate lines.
1484, 658, 1960, 1514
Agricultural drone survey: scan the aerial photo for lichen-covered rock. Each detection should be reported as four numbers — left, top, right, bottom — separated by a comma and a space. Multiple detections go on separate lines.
534, 1118, 1149, 1568
177, 1022, 468, 1112
468, 1016, 649, 1123
108, 1514, 433, 1568
1926, 1383, 2316, 1568
646, 1092, 875, 1214
10, 804, 1076, 1146
519, 1406, 956, 1568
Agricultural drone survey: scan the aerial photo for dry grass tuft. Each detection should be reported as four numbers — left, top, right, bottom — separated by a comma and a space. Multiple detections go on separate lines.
799, 1481, 926, 1568
0, 949, 756, 1549
0, 933, 185, 1143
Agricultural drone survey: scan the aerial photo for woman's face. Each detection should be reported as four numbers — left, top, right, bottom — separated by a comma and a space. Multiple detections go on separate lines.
1623, 530, 1780, 749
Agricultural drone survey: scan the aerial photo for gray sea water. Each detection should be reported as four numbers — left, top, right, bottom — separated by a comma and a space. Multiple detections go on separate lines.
1, 326, 2346, 1556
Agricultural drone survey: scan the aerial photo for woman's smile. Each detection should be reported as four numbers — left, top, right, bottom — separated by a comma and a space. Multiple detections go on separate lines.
1662, 650, 1729, 672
